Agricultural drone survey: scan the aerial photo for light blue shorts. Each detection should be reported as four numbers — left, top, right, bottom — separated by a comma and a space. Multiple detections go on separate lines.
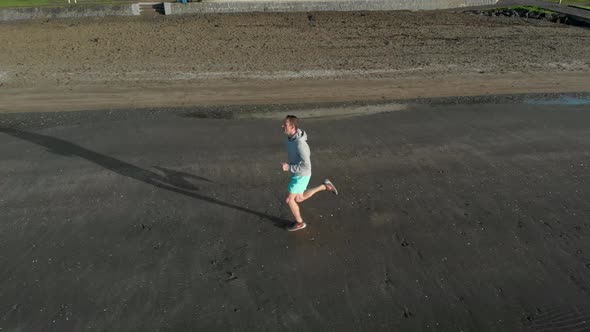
288, 175, 311, 194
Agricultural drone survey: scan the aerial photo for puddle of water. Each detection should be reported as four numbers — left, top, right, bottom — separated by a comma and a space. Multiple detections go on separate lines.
237, 103, 407, 119
181, 103, 407, 120
525, 95, 590, 105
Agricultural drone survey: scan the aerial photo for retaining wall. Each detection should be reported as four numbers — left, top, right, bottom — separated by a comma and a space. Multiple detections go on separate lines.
0, 4, 138, 22
164, 0, 499, 15
0, 0, 499, 22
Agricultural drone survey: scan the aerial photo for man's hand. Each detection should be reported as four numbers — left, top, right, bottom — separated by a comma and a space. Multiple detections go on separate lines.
281, 163, 289, 172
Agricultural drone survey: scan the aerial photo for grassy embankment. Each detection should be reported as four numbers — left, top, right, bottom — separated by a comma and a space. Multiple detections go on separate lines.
0, 0, 138, 8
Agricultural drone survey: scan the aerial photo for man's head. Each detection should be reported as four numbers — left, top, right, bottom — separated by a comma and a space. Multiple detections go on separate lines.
282, 115, 299, 136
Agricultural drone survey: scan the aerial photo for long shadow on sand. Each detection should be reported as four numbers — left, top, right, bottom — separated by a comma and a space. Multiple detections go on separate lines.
0, 127, 290, 229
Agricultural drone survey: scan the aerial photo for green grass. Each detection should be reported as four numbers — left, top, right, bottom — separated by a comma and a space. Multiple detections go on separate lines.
570, 4, 590, 9
0, 0, 137, 8
544, 0, 590, 5
488, 6, 557, 14
0, 0, 51, 7
512, 5, 556, 14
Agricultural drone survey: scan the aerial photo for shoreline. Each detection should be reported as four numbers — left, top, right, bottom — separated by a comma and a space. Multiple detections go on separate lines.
1, 71, 589, 113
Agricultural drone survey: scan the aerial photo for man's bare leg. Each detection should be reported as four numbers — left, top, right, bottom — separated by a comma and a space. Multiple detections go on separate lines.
286, 193, 307, 231
296, 184, 327, 203
286, 193, 304, 223
296, 179, 338, 203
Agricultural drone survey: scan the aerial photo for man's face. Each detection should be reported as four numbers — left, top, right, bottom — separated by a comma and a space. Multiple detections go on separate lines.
282, 119, 296, 136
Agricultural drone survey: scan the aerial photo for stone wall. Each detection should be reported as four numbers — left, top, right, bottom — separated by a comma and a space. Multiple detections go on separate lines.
164, 0, 498, 15
0, 0, 499, 22
0, 4, 138, 22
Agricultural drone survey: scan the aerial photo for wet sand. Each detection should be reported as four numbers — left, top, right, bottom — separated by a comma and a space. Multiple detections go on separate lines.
1, 101, 589, 330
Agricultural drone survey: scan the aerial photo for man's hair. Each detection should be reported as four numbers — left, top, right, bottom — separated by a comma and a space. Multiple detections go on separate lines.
285, 115, 299, 129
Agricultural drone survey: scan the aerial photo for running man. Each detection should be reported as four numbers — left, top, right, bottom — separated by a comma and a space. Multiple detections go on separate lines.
281, 115, 338, 232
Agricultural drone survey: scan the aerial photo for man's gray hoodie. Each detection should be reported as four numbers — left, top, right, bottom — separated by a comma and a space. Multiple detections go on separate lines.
286, 129, 312, 176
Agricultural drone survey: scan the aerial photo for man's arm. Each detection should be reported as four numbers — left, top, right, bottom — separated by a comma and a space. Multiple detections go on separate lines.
289, 142, 311, 174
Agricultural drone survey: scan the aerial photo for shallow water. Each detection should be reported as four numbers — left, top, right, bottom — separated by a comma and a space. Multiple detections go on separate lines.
525, 95, 590, 105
